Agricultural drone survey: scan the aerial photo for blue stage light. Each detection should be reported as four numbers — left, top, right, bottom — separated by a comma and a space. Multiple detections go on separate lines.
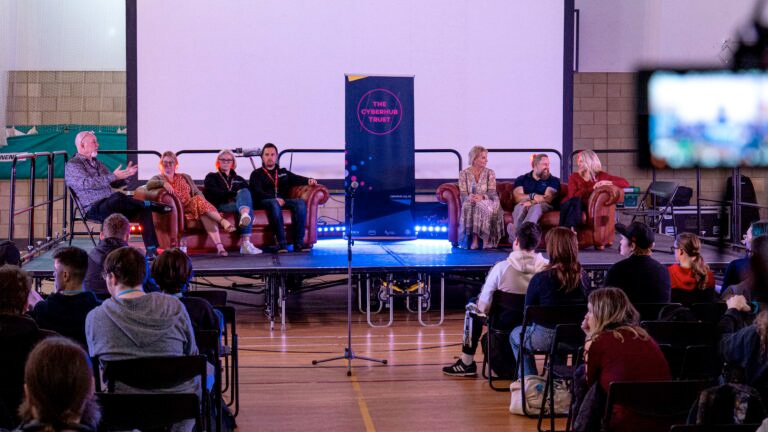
428, 226, 434, 232
421, 225, 427, 232
341, 226, 346, 231
415, 226, 421, 232
441, 226, 447, 232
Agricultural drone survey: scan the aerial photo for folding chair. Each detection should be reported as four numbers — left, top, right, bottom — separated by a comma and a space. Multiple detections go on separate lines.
690, 302, 728, 323
620, 181, 679, 235
634, 302, 681, 321
94, 355, 208, 432
481, 291, 526, 391
196, 329, 223, 432
669, 424, 765, 431
538, 323, 585, 432
97, 392, 202, 432
641, 321, 717, 380
67, 186, 100, 247
517, 304, 588, 417
603, 380, 714, 432
187, 289, 228, 308
218, 305, 239, 416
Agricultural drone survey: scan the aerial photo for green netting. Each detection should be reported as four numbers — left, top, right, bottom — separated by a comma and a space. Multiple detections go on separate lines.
0, 125, 128, 179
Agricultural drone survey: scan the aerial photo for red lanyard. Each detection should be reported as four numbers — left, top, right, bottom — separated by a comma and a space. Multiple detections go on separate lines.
263, 167, 279, 194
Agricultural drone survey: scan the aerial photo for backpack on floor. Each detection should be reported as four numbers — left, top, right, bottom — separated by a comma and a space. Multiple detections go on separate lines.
687, 383, 767, 425
480, 331, 517, 379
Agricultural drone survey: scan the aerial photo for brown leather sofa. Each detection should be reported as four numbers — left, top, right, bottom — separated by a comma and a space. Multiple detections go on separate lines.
436, 181, 624, 250
134, 184, 330, 253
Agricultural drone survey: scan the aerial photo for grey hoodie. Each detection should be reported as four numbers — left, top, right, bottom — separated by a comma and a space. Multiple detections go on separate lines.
477, 250, 549, 313
85, 292, 198, 394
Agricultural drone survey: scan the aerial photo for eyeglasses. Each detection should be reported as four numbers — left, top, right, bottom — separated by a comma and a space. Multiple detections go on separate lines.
161, 161, 176, 166
218, 158, 234, 163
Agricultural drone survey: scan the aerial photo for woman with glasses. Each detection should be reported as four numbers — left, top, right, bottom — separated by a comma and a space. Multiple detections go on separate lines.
203, 150, 261, 255
147, 151, 236, 256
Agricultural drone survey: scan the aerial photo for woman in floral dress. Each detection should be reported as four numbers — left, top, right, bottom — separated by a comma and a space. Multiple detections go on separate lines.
147, 151, 236, 256
458, 146, 504, 249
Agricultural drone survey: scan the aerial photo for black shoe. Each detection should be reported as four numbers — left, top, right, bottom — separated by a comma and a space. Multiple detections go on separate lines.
277, 243, 289, 254
293, 244, 311, 252
442, 359, 477, 377
145, 200, 172, 214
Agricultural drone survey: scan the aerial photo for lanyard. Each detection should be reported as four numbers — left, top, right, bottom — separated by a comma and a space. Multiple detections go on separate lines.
116, 289, 144, 299
218, 171, 233, 191
263, 167, 279, 194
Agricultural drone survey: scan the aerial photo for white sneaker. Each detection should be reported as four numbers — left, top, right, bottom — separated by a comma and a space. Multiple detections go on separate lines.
239, 213, 252, 228
240, 241, 262, 255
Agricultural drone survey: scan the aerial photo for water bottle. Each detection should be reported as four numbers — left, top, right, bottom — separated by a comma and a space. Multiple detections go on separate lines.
179, 238, 188, 254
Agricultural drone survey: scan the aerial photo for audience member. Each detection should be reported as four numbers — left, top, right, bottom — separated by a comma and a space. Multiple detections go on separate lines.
15, 337, 100, 432
722, 220, 768, 294
508, 154, 560, 242
510, 227, 590, 376
0, 240, 21, 266
573, 287, 671, 432
64, 131, 169, 259
203, 149, 262, 255
604, 222, 671, 303
147, 151, 236, 256
249, 143, 317, 253
0, 266, 56, 430
83, 214, 131, 297
668, 232, 716, 305
559, 149, 629, 229
456, 145, 504, 249
31, 247, 100, 348
442, 222, 548, 377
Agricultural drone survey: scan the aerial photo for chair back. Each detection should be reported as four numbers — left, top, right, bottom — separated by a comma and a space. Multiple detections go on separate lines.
195, 329, 221, 365
690, 302, 728, 323
634, 302, 681, 321
641, 321, 717, 348
187, 290, 228, 308
488, 291, 526, 330
648, 181, 680, 200
99, 355, 207, 394
522, 304, 588, 331
550, 323, 585, 358
604, 380, 714, 431
97, 392, 202, 432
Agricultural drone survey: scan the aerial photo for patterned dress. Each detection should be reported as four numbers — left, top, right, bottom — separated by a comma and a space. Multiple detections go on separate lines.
168, 174, 218, 223
458, 167, 504, 249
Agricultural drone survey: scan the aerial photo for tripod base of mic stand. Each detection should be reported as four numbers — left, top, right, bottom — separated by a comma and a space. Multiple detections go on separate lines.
312, 347, 387, 376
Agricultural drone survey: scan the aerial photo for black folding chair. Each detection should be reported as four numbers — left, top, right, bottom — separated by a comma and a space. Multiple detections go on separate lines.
679, 345, 720, 381
218, 305, 239, 415
690, 302, 728, 323
97, 392, 202, 432
517, 304, 588, 417
481, 291, 526, 391
620, 180, 680, 235
669, 424, 764, 431
94, 355, 208, 432
196, 329, 223, 432
67, 186, 100, 247
538, 323, 585, 432
187, 289, 228, 308
641, 321, 717, 379
634, 303, 681, 321
603, 380, 714, 432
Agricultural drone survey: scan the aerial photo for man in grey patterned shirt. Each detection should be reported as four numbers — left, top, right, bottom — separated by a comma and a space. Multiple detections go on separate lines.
64, 131, 169, 259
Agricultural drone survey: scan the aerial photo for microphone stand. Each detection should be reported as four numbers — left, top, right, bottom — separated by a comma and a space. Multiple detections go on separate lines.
312, 184, 387, 375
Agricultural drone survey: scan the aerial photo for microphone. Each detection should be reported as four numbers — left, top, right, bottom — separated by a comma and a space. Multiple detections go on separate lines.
348, 181, 359, 195
235, 147, 262, 157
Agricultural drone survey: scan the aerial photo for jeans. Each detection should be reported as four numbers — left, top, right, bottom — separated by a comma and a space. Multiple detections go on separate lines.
510, 201, 553, 240
559, 197, 583, 228
259, 198, 307, 248
217, 188, 254, 235
86, 192, 158, 250
510, 323, 556, 376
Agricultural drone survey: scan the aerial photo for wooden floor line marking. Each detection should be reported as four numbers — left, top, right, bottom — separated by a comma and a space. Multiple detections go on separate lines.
351, 375, 376, 432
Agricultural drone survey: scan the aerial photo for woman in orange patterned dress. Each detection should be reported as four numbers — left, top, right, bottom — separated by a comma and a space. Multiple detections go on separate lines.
147, 151, 236, 256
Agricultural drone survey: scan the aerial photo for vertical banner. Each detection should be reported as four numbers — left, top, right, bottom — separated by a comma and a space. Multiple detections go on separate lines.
345, 75, 415, 239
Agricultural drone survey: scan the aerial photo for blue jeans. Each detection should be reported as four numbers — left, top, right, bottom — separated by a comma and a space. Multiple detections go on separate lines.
217, 188, 254, 235
260, 198, 306, 248
510, 323, 556, 376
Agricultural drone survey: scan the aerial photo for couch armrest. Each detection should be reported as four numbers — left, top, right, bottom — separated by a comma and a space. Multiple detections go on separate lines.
436, 183, 460, 246
133, 186, 183, 249
586, 185, 624, 248
288, 184, 330, 245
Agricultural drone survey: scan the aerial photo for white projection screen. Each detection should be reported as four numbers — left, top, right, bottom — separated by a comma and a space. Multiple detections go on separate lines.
135, 0, 567, 181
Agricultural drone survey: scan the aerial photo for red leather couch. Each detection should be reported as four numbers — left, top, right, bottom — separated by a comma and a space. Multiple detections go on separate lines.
134, 184, 330, 253
436, 181, 624, 250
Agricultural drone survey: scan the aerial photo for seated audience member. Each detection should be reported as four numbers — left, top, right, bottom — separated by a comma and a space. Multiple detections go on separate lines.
249, 143, 317, 253
0, 266, 56, 430
442, 222, 548, 377
604, 222, 671, 303
574, 287, 672, 432
147, 151, 236, 256
86, 246, 199, 400
668, 232, 716, 305
722, 220, 768, 294
83, 214, 131, 297
31, 247, 101, 348
64, 131, 170, 259
559, 149, 629, 229
15, 337, 100, 432
456, 145, 504, 249
508, 154, 560, 241
203, 149, 262, 255
510, 227, 590, 377
151, 248, 220, 334
0, 240, 21, 266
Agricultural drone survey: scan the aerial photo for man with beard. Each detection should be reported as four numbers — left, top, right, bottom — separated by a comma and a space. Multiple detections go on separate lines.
249, 143, 317, 253
508, 154, 560, 241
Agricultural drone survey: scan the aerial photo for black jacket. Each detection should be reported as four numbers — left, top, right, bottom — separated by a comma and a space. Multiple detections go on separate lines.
202, 169, 249, 207
249, 165, 310, 203
83, 237, 128, 296
31, 291, 101, 348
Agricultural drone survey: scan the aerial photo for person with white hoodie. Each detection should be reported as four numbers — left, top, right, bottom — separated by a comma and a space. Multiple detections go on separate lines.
443, 222, 549, 377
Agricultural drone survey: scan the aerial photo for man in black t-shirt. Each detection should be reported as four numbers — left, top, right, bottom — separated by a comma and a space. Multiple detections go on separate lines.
509, 154, 560, 240
604, 222, 671, 303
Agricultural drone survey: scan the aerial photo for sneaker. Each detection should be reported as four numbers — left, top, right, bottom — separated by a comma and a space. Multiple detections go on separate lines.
293, 243, 311, 252
239, 213, 252, 228
240, 241, 262, 255
442, 359, 477, 377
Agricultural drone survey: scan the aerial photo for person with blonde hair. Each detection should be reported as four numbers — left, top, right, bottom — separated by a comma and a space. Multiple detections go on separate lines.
559, 149, 629, 229
669, 232, 715, 305
203, 149, 262, 255
457, 145, 504, 249
574, 287, 671, 432
147, 151, 236, 256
